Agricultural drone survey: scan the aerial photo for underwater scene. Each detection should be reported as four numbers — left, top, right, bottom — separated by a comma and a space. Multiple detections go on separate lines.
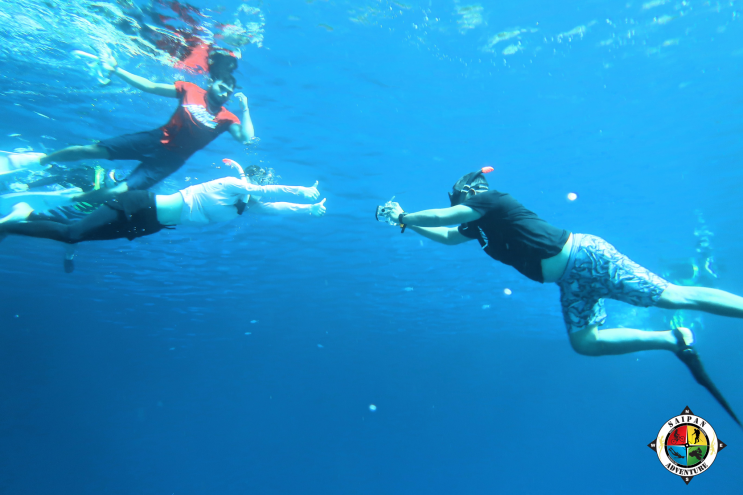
0, 0, 741, 493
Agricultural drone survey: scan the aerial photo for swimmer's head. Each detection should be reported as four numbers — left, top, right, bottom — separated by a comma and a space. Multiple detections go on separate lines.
244, 165, 280, 186
208, 47, 239, 78
449, 167, 493, 206
207, 73, 236, 106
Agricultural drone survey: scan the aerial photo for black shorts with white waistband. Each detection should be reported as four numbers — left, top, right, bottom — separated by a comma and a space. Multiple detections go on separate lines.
93, 190, 169, 241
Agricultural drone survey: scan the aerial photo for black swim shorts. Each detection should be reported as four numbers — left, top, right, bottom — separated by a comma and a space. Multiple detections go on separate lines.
99, 190, 168, 241
98, 129, 188, 190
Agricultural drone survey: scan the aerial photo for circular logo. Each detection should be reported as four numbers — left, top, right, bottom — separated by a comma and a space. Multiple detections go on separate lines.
648, 406, 728, 485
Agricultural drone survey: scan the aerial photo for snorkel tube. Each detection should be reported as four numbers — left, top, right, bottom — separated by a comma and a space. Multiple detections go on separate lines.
448, 166, 494, 206
223, 158, 254, 209
222, 158, 250, 188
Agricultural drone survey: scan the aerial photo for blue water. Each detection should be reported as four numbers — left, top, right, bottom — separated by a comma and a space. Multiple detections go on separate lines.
1, 0, 742, 493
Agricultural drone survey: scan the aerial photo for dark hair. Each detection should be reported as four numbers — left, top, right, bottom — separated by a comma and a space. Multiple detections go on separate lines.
449, 171, 489, 206
211, 72, 237, 89
244, 165, 280, 186
468, 175, 488, 188
208, 48, 238, 75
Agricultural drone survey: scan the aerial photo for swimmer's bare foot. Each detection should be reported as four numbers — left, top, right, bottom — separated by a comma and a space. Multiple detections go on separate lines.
0, 202, 34, 225
672, 326, 695, 353
8, 153, 46, 171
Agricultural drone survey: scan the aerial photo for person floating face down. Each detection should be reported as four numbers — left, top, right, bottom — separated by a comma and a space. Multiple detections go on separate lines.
0, 160, 326, 252
377, 168, 743, 426
1, 49, 255, 207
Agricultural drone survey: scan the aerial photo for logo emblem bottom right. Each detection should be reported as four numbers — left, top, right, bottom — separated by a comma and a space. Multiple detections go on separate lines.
648, 406, 728, 484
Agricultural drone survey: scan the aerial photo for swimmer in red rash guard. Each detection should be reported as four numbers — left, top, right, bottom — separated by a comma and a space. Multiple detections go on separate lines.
3, 51, 254, 205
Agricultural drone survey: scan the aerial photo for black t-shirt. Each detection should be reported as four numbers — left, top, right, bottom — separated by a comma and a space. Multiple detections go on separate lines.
458, 190, 570, 283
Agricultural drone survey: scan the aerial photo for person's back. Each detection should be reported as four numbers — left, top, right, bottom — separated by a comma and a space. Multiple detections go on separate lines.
179, 176, 249, 225
457, 189, 569, 283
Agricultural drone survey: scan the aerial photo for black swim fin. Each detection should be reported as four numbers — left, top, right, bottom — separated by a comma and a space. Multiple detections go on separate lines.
63, 257, 75, 274
676, 347, 742, 429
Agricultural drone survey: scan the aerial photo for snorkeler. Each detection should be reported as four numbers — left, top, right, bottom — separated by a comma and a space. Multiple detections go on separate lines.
376, 168, 743, 427
0, 50, 254, 206
0, 163, 116, 215
0, 164, 133, 272
0, 160, 325, 249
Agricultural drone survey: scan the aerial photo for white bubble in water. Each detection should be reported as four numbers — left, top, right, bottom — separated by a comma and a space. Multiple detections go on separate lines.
369, 404, 377, 412
482, 304, 491, 310
567, 192, 578, 201
504, 288, 512, 295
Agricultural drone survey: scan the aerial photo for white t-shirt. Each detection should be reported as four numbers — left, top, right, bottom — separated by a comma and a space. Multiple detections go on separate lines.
179, 177, 250, 225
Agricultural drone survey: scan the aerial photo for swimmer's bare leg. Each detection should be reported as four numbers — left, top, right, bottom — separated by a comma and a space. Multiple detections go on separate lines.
40, 144, 110, 166
0, 202, 34, 242
569, 324, 693, 356
0, 202, 34, 225
71, 181, 129, 204
656, 283, 743, 318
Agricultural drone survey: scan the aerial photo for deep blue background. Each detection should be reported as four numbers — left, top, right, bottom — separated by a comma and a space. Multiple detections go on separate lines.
1, 0, 742, 493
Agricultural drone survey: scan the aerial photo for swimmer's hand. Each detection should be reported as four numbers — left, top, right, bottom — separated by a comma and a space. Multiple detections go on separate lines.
310, 198, 326, 217
379, 201, 404, 225
71, 48, 116, 85
297, 181, 320, 201
99, 50, 118, 73
235, 92, 249, 111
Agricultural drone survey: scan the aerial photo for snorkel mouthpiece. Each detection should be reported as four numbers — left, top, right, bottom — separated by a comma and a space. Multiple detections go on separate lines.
449, 166, 493, 206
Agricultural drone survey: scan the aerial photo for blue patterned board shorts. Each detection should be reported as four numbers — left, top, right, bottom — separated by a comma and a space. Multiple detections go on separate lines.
555, 234, 669, 333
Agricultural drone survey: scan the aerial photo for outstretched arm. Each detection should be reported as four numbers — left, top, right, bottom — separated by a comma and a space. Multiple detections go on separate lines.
382, 202, 482, 227
255, 181, 320, 202
378, 201, 480, 245
101, 55, 177, 97
252, 198, 326, 217
228, 93, 255, 144
112, 67, 178, 98
73, 50, 177, 96
408, 226, 472, 245
220, 161, 319, 202
398, 205, 482, 227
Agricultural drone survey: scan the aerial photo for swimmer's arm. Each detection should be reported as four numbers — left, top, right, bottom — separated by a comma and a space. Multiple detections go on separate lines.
251, 199, 326, 217
249, 182, 320, 202
408, 226, 474, 245
112, 68, 177, 98
222, 178, 318, 203
229, 93, 255, 143
401, 205, 482, 227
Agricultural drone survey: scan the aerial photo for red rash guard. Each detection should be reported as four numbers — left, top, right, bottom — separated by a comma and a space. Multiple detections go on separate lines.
160, 81, 240, 157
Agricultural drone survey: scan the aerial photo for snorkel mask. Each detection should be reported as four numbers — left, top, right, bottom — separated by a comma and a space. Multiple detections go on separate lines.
222, 158, 280, 186
448, 166, 494, 206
